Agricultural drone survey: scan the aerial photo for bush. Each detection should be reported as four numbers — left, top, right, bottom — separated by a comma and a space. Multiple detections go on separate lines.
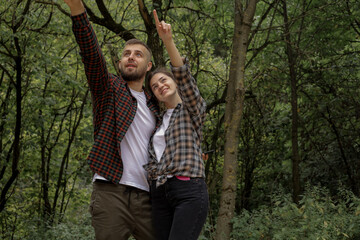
29, 222, 95, 240
231, 186, 360, 240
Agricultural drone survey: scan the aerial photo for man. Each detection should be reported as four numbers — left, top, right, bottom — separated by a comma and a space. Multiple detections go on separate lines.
63, 0, 159, 239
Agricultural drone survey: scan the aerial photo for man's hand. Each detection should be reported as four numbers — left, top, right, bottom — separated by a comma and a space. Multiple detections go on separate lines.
64, 0, 85, 16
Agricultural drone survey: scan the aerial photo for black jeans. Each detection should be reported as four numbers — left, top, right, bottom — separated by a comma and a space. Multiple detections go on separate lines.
150, 177, 209, 240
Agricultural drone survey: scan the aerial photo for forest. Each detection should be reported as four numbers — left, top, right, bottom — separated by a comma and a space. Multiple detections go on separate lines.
0, 0, 359, 239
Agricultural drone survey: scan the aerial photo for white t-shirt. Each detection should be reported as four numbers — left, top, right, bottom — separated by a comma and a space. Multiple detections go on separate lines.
93, 88, 156, 191
153, 109, 174, 162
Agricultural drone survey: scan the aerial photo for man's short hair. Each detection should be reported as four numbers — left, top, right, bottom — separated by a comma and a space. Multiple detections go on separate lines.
124, 39, 152, 61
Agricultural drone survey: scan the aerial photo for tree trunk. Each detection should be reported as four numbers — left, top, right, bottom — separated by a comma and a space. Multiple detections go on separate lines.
0, 39, 22, 213
282, 0, 301, 203
0, 78, 13, 182
215, 1, 257, 239
137, 0, 165, 67
0, 0, 31, 214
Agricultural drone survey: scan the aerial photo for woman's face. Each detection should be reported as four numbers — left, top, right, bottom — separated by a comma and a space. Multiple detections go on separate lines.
150, 73, 178, 103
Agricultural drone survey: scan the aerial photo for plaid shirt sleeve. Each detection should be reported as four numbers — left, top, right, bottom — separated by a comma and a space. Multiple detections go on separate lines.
171, 59, 207, 134
70, 12, 126, 183
71, 12, 109, 96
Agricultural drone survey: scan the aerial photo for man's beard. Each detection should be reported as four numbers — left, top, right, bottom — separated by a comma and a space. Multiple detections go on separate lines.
120, 71, 145, 82
119, 64, 147, 82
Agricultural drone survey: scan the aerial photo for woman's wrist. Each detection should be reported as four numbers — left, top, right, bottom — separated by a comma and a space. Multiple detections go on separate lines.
70, 4, 85, 16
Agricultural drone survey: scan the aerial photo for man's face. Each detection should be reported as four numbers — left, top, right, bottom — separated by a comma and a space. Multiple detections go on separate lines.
118, 44, 152, 82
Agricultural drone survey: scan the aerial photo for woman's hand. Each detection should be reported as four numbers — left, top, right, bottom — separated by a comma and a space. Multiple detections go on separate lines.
64, 0, 85, 16
153, 9, 183, 67
153, 10, 173, 45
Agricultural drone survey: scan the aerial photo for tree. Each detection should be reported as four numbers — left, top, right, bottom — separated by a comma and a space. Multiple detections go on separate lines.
0, 0, 32, 213
0, 1, 94, 237
280, 0, 302, 203
215, 0, 258, 239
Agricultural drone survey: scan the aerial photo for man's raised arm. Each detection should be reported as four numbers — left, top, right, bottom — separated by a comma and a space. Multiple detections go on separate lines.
64, 0, 110, 96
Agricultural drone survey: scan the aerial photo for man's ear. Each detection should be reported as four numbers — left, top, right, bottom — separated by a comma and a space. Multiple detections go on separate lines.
147, 61, 153, 71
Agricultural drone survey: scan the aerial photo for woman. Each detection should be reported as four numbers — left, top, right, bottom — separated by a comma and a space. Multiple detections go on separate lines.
144, 10, 209, 240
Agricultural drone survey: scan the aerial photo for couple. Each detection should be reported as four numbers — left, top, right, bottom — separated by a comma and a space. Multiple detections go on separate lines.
64, 1, 208, 239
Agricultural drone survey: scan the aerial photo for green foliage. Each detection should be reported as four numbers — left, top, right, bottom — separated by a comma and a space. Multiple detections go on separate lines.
1, 0, 360, 238
34, 223, 94, 240
13, 212, 94, 240
231, 186, 360, 240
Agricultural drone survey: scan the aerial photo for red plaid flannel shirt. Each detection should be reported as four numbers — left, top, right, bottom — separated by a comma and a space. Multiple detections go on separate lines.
71, 12, 159, 183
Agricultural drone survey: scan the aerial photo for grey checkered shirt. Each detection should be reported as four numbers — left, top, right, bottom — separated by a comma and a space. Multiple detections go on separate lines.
144, 60, 206, 187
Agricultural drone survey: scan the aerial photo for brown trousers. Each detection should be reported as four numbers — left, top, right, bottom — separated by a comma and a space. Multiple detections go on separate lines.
89, 181, 155, 240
